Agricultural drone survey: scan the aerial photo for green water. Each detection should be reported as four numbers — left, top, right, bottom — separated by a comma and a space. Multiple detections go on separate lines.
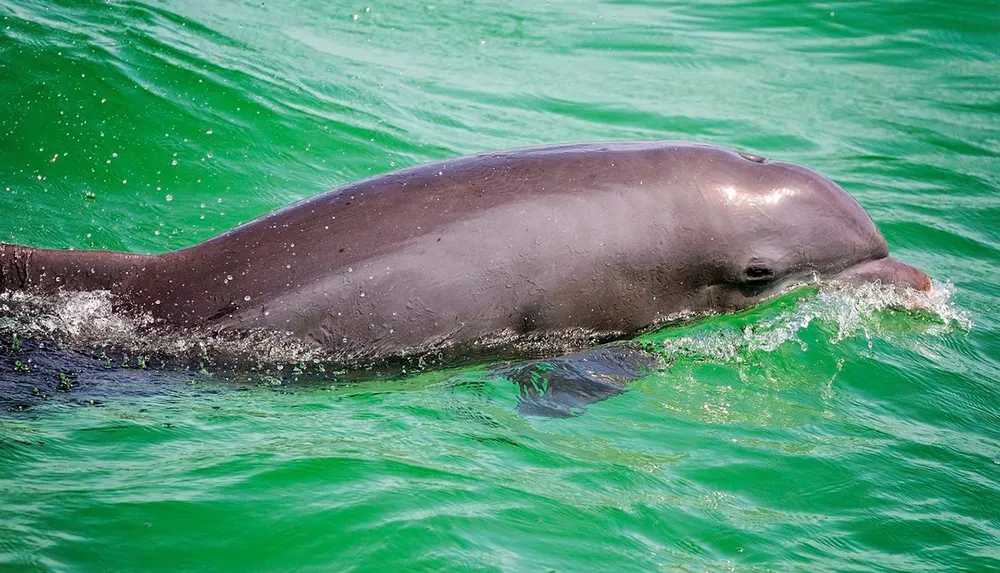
1, 0, 999, 571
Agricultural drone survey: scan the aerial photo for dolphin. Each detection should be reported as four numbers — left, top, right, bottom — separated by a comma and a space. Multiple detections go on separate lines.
0, 141, 930, 367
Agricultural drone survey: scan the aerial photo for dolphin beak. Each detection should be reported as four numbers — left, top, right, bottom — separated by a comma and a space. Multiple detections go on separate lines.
833, 256, 932, 292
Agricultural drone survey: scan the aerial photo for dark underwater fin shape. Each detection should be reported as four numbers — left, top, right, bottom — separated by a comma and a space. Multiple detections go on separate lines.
496, 344, 662, 418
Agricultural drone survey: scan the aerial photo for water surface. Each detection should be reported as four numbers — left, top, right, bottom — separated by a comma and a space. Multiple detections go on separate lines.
1, 1, 998, 571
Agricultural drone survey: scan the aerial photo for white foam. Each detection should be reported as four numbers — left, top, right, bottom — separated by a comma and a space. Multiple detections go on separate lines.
0, 290, 149, 346
653, 280, 971, 362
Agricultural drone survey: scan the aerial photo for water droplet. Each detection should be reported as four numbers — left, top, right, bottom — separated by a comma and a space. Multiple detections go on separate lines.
165, 194, 173, 201
244, 296, 251, 302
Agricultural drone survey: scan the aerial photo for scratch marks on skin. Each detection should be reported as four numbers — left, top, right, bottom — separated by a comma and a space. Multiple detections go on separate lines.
0, 246, 31, 290
688, 167, 710, 208
16, 249, 29, 289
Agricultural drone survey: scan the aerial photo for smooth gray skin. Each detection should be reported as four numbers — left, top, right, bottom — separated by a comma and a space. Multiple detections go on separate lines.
0, 141, 930, 364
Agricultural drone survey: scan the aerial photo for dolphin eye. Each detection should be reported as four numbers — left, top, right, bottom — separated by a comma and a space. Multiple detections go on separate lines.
743, 264, 774, 282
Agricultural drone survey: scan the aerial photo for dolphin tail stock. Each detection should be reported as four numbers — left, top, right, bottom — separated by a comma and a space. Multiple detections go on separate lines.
0, 243, 157, 295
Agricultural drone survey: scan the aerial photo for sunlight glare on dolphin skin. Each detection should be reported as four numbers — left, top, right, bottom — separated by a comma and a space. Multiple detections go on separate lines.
719, 185, 798, 206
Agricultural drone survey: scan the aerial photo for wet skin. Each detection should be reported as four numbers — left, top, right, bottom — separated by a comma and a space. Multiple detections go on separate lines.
0, 141, 930, 366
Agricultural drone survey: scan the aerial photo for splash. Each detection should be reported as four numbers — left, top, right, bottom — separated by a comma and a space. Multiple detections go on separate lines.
647, 280, 971, 362
1, 290, 153, 348
0, 290, 329, 372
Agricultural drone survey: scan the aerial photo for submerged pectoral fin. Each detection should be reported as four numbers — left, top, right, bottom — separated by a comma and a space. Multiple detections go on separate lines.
495, 344, 662, 417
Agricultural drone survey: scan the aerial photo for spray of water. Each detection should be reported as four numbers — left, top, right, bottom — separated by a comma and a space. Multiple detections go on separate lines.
648, 280, 971, 362
0, 290, 326, 371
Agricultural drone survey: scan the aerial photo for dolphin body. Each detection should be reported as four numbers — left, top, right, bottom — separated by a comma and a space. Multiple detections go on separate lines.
0, 142, 930, 375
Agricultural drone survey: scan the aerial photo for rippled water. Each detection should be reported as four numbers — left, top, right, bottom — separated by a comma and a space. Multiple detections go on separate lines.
2, 1, 999, 571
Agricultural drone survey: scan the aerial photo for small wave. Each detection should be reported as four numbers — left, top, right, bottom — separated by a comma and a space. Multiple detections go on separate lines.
647, 280, 971, 362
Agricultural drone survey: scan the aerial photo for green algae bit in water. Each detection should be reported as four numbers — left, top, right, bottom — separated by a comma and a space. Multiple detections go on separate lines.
1, 0, 998, 571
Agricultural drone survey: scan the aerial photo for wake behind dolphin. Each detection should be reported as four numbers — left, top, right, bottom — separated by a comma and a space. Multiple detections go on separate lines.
0, 141, 931, 370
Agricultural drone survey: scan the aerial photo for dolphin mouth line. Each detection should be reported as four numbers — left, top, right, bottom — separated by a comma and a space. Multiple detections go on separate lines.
831, 256, 932, 293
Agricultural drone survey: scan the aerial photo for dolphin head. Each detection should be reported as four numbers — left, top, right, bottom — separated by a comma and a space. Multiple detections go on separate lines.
684, 147, 930, 311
